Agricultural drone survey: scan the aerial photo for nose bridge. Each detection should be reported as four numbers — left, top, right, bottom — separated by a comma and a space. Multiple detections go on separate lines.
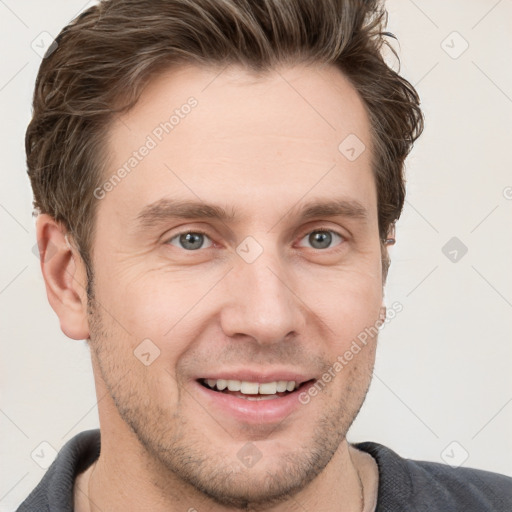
220, 241, 305, 343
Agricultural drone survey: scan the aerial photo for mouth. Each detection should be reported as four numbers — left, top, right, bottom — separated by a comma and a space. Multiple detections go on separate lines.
193, 371, 318, 424
197, 377, 316, 400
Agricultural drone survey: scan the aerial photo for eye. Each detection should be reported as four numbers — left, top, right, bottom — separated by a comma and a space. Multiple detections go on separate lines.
297, 229, 344, 250
165, 228, 345, 252
167, 231, 213, 251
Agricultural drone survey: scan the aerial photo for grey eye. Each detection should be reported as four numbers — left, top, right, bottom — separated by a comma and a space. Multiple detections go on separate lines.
168, 232, 213, 250
299, 230, 343, 250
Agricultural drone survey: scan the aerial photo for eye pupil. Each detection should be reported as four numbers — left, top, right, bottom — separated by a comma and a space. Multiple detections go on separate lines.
180, 233, 204, 250
309, 231, 332, 249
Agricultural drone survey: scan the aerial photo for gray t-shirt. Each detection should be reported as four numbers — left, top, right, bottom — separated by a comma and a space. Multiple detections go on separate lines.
16, 429, 512, 511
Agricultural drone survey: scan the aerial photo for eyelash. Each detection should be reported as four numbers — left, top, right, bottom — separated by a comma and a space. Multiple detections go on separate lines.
165, 226, 346, 252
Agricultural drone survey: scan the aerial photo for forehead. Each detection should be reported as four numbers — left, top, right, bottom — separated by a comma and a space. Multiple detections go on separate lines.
111, 62, 372, 155
101, 63, 376, 228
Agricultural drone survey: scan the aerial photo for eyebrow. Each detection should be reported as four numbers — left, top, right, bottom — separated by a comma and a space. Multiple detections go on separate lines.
135, 197, 368, 230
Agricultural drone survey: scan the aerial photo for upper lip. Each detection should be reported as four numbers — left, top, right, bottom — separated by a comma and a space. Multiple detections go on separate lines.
196, 369, 316, 385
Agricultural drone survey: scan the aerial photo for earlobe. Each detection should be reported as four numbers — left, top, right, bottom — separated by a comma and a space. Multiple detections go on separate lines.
35, 214, 90, 340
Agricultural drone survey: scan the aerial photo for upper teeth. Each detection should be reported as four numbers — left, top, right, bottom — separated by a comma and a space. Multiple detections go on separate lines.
204, 379, 298, 394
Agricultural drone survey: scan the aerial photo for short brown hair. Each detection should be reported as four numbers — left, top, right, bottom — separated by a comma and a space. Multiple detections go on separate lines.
26, 0, 423, 288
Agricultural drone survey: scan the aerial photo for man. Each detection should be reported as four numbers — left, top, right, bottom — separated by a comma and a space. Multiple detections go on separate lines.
18, 0, 512, 510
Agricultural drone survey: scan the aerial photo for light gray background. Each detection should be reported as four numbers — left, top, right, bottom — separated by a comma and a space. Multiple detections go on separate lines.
1, 0, 511, 509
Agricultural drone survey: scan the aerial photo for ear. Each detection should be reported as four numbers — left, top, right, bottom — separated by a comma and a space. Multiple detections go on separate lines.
381, 222, 396, 285
385, 222, 396, 247
35, 214, 90, 340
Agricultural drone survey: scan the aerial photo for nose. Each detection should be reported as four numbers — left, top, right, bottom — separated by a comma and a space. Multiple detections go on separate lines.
219, 251, 307, 345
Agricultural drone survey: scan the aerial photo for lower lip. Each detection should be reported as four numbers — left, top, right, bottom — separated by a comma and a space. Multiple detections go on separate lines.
193, 380, 315, 425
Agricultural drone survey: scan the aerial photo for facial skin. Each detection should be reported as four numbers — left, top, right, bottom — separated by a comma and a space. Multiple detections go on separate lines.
39, 63, 386, 511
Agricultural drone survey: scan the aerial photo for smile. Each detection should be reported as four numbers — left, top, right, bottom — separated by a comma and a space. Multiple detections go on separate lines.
195, 377, 317, 424
199, 378, 304, 400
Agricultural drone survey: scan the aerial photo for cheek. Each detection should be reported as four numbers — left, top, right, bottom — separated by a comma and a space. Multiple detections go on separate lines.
298, 263, 383, 339
93, 264, 187, 333
91, 268, 219, 377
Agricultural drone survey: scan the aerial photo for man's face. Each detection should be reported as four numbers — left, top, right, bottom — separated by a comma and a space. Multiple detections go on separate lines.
88, 63, 383, 507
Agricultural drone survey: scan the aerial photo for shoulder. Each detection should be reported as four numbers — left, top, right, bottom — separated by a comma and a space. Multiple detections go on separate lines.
354, 441, 512, 512
16, 429, 100, 512
407, 458, 512, 510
